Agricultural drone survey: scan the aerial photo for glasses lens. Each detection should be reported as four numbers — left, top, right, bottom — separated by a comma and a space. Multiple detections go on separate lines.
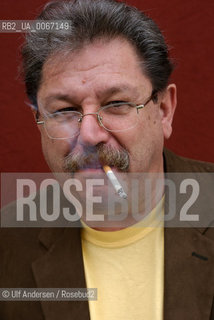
99, 103, 139, 132
45, 111, 81, 139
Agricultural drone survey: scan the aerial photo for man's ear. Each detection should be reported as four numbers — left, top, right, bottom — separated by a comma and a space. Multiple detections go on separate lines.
26, 102, 38, 120
29, 105, 43, 133
159, 84, 177, 139
31, 107, 37, 120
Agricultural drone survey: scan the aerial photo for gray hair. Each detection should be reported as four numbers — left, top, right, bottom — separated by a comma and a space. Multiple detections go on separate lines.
22, 0, 174, 108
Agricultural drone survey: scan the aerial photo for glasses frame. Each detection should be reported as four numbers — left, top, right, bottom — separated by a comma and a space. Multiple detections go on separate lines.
36, 90, 157, 139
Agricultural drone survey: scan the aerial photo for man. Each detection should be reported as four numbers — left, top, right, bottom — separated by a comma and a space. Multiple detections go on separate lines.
1, 0, 214, 319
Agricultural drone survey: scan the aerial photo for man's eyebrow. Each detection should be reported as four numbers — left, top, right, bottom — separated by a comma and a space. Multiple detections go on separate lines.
42, 94, 74, 107
96, 85, 139, 99
42, 84, 139, 106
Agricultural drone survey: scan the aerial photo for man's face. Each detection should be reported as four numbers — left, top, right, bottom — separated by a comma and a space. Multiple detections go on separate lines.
37, 37, 175, 176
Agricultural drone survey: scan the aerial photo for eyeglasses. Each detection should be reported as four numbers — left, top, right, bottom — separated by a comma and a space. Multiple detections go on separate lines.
36, 91, 157, 140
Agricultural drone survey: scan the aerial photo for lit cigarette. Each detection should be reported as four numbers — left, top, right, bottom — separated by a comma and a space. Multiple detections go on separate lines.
103, 165, 127, 199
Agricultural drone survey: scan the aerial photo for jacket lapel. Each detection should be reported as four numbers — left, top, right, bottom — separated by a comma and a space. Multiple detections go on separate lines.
164, 227, 214, 320
164, 148, 214, 319
32, 227, 90, 320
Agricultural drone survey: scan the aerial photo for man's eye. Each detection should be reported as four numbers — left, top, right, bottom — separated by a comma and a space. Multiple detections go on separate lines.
107, 101, 128, 106
55, 106, 79, 113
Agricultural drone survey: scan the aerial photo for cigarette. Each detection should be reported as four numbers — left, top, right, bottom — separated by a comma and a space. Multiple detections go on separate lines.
103, 165, 127, 199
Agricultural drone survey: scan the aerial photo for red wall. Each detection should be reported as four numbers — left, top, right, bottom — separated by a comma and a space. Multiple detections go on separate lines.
1, 0, 214, 173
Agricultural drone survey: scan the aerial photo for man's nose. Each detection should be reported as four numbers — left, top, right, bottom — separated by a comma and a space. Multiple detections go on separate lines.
78, 113, 110, 146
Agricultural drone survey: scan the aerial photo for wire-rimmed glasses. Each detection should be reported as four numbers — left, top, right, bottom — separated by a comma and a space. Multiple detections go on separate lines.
36, 91, 157, 139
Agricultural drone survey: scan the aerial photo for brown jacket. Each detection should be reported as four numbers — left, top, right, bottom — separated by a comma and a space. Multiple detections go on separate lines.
0, 149, 214, 319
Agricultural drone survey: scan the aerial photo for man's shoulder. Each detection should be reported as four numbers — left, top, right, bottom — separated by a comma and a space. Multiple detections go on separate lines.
164, 148, 214, 173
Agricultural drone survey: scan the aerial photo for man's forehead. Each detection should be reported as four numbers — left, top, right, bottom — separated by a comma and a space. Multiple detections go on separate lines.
41, 37, 144, 79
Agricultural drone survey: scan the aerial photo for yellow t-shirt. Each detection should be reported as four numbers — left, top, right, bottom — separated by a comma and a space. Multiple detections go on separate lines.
81, 198, 164, 320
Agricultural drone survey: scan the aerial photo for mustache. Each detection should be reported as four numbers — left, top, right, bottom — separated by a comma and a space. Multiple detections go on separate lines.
63, 144, 129, 172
